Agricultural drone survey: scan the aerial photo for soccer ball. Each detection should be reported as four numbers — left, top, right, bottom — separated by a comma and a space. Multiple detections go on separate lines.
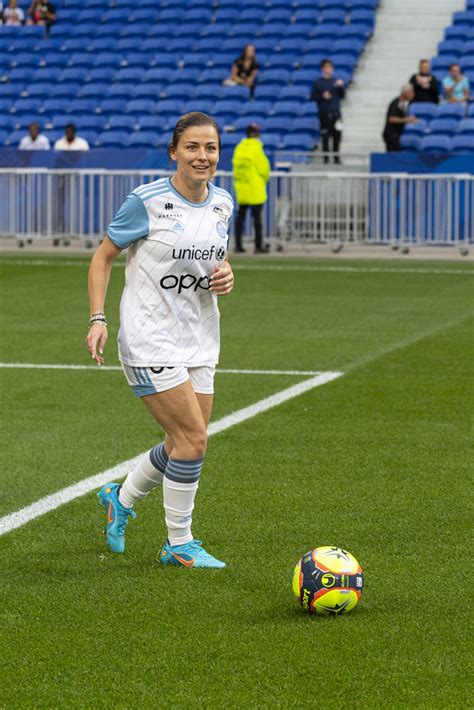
292, 546, 363, 616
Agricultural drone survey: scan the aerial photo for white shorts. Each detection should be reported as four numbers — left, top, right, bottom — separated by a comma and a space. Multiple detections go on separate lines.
122, 364, 216, 397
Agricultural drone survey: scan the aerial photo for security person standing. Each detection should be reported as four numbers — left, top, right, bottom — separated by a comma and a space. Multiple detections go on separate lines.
232, 123, 271, 253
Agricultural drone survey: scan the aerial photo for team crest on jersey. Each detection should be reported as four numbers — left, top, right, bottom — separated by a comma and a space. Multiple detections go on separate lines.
216, 221, 227, 238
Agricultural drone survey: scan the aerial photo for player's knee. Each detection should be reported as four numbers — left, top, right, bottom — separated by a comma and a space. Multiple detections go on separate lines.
188, 428, 208, 458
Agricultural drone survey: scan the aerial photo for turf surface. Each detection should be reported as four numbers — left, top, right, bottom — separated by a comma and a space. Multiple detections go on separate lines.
0, 254, 472, 707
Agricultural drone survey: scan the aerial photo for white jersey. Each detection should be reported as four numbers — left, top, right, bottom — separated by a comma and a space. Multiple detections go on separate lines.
107, 177, 234, 367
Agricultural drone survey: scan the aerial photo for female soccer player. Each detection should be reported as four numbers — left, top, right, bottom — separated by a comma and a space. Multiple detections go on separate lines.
86, 112, 234, 568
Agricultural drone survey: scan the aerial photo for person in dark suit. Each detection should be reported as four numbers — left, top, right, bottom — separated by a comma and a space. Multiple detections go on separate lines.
310, 59, 345, 164
383, 85, 419, 152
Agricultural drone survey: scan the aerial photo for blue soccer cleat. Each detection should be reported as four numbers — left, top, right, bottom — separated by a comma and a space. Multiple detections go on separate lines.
97, 482, 136, 553
158, 539, 226, 569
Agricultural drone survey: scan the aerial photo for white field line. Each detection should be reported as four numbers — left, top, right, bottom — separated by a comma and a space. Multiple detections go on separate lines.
0, 371, 342, 536
1, 258, 473, 276
0, 363, 322, 376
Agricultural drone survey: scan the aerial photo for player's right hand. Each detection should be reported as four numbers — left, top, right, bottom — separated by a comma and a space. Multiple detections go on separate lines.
85, 323, 108, 366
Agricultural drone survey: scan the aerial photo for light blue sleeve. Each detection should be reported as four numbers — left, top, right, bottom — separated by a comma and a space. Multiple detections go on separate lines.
107, 193, 149, 248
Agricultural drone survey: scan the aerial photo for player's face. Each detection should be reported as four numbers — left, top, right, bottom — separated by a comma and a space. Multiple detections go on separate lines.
171, 125, 220, 185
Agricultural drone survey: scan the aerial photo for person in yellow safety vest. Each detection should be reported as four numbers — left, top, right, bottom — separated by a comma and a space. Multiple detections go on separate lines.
232, 123, 271, 253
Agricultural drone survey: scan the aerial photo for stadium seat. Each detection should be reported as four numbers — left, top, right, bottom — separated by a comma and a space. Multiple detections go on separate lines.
76, 115, 106, 131
134, 85, 163, 99
128, 132, 161, 148
156, 100, 185, 116
419, 135, 452, 152
100, 98, 128, 115
41, 98, 70, 115
409, 103, 439, 120
164, 85, 196, 100
105, 115, 138, 131
254, 86, 284, 101
428, 118, 459, 135
96, 130, 131, 147
292, 116, 320, 134
280, 85, 312, 100
69, 99, 99, 115
282, 133, 315, 150
313, 24, 343, 40
292, 69, 318, 86
240, 101, 272, 117
221, 85, 251, 101
321, 9, 347, 24
445, 25, 472, 41
437, 39, 464, 56
183, 100, 214, 115
50, 114, 77, 129
259, 69, 291, 86
403, 119, 427, 136
220, 133, 243, 148
438, 103, 467, 119
272, 101, 301, 117
451, 134, 474, 151
213, 100, 245, 118
263, 116, 291, 133
11, 98, 42, 115
126, 100, 157, 115
456, 118, 474, 134
452, 11, 474, 26
79, 83, 110, 99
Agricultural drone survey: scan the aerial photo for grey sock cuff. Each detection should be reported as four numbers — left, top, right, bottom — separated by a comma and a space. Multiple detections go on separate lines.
149, 442, 169, 474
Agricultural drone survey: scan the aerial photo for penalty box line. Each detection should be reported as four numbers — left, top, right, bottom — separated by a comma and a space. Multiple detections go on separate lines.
0, 371, 343, 537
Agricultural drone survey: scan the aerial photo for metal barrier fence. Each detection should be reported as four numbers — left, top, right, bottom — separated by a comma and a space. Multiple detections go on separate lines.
0, 169, 472, 248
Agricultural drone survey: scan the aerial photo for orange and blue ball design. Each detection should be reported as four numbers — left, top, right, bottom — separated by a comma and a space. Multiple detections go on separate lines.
292, 546, 363, 616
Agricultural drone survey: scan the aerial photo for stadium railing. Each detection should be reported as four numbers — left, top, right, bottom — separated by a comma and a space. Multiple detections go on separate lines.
0, 169, 472, 249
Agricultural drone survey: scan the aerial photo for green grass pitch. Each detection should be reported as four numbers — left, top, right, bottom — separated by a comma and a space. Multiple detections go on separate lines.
0, 254, 472, 708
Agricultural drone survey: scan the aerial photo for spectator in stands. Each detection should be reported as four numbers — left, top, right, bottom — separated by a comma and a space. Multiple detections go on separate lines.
3, 0, 25, 25
442, 63, 470, 104
310, 59, 345, 164
232, 123, 270, 254
382, 85, 418, 152
27, 0, 56, 34
54, 124, 90, 151
19, 122, 50, 150
409, 60, 439, 104
224, 44, 259, 99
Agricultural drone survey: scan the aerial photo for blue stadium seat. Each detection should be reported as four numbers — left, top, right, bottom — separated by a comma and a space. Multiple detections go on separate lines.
120, 68, 145, 83
457, 118, 474, 134
78, 130, 99, 145
263, 116, 290, 133
88, 68, 117, 83
105, 115, 138, 131
69, 99, 99, 115
126, 99, 157, 115
330, 53, 358, 71
183, 99, 214, 114
419, 135, 452, 152
11, 53, 41, 69
282, 133, 315, 150
97, 130, 131, 147
128, 132, 161, 148
294, 9, 320, 23
137, 116, 161, 131
333, 39, 365, 56
102, 9, 132, 23
0, 129, 10, 145
0, 84, 25, 99
185, 8, 213, 23
4, 67, 33, 83
431, 55, 458, 73
229, 22, 259, 39
41, 98, 70, 115
399, 133, 422, 151
214, 8, 240, 23
272, 101, 301, 117
0, 115, 15, 130
403, 119, 428, 136
350, 9, 375, 27
40, 53, 68, 69
220, 133, 243, 148
315, 23, 343, 40
292, 69, 318, 85
321, 9, 347, 24
49, 84, 81, 98
199, 68, 228, 83
192, 84, 222, 101
323, 0, 351, 9
68, 53, 95, 68
351, 0, 377, 8
260, 23, 288, 38
213, 100, 244, 118
59, 68, 89, 83
50, 114, 77, 129
409, 103, 439, 120
280, 85, 312, 101
148, 24, 176, 39
156, 100, 185, 115
259, 69, 291, 85
130, 8, 160, 22
92, 53, 120, 69
159, 8, 183, 22
445, 25, 472, 40
74, 23, 99, 38
461, 56, 474, 71
94, 24, 123, 39
11, 98, 42, 115
5, 129, 25, 147
451, 134, 474, 151
239, 7, 265, 22
76, 115, 106, 130
452, 11, 474, 26
106, 84, 136, 98
144, 68, 173, 84
270, 54, 299, 70
254, 85, 284, 101
293, 116, 320, 134
169, 69, 202, 84
438, 39, 464, 56
253, 38, 278, 53
79, 83, 110, 98
164, 85, 196, 100
100, 98, 128, 114
240, 100, 272, 117
299, 103, 319, 117
13, 114, 47, 130
338, 24, 369, 40
134, 85, 163, 99
438, 103, 467, 119
428, 118, 459, 135
265, 8, 293, 23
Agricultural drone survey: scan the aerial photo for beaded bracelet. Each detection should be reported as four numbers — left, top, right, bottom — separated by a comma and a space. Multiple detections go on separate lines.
88, 313, 107, 328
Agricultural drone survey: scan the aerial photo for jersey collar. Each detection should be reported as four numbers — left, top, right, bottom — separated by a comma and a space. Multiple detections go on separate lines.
167, 177, 214, 208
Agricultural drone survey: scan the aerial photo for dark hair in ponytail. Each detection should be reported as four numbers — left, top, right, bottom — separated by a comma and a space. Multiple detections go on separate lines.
168, 112, 221, 160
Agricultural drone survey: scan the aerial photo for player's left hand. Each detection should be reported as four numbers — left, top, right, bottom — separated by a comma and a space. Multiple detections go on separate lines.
210, 264, 234, 296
